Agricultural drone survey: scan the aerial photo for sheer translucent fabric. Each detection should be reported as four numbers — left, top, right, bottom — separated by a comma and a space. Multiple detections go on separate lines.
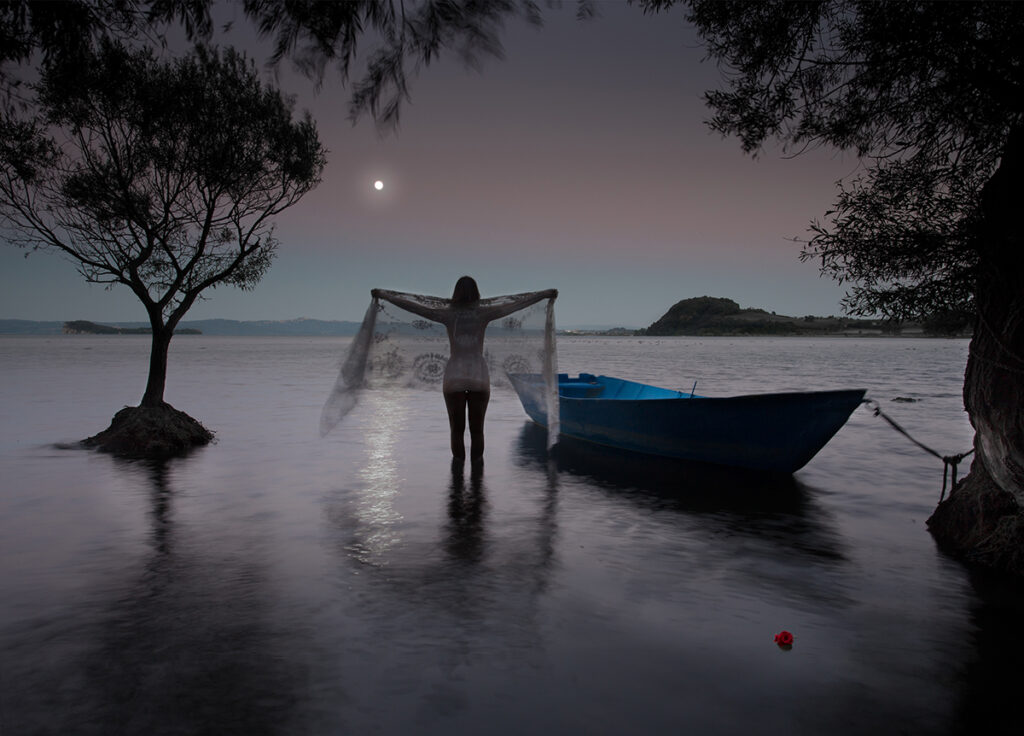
321, 291, 559, 448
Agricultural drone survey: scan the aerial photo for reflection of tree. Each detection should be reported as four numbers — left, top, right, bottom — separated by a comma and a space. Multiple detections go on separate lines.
7, 458, 305, 736
145, 460, 174, 558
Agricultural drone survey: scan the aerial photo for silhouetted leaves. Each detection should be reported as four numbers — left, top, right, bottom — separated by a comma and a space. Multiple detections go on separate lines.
674, 0, 1024, 320
0, 37, 324, 405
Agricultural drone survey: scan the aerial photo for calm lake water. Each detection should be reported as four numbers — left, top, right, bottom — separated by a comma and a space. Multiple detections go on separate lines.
2, 334, 1022, 735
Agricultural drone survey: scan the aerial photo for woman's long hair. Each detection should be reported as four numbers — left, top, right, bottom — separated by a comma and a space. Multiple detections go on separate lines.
451, 276, 480, 304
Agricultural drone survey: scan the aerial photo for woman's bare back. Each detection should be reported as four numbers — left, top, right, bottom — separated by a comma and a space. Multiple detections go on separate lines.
440, 306, 491, 392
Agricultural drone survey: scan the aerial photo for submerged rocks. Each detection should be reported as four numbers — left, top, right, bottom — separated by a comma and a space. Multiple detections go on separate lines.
927, 459, 1024, 577
82, 404, 214, 460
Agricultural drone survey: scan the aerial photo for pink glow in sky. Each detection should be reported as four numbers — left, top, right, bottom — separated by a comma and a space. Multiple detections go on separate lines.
0, 3, 861, 328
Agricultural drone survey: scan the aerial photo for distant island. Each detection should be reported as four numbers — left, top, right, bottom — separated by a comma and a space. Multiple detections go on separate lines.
63, 320, 202, 335
562, 296, 971, 337
635, 296, 970, 337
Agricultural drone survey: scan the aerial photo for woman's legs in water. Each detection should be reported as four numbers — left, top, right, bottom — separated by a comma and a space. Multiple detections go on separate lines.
444, 391, 467, 458
444, 390, 490, 460
467, 390, 489, 459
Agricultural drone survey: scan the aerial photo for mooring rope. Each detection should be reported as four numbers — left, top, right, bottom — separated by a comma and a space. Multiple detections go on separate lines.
862, 398, 975, 503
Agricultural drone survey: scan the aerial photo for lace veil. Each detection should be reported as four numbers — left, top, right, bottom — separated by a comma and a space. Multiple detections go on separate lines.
321, 290, 559, 448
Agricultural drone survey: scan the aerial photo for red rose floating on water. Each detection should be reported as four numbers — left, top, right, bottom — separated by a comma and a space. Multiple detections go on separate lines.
774, 631, 794, 648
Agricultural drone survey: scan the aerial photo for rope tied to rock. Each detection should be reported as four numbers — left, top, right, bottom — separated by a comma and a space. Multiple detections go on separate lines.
862, 398, 975, 503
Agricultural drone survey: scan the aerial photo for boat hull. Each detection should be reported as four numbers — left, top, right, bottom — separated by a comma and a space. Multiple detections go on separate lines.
510, 373, 865, 473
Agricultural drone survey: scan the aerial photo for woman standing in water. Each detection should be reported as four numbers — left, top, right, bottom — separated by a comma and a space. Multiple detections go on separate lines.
372, 276, 557, 461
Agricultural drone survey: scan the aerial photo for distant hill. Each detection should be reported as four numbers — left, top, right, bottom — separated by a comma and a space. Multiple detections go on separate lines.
640, 296, 903, 336
63, 320, 201, 335
1, 318, 363, 336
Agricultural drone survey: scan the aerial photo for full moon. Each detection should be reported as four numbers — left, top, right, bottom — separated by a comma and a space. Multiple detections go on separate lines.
373, 180, 384, 191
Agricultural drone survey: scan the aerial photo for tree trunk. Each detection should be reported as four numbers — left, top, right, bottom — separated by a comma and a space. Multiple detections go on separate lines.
928, 125, 1024, 571
82, 318, 213, 458
965, 125, 1024, 503
141, 325, 172, 408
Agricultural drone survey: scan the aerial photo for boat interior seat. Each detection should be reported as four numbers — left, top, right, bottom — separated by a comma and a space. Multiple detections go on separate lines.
558, 373, 684, 400
599, 377, 642, 399
599, 376, 685, 400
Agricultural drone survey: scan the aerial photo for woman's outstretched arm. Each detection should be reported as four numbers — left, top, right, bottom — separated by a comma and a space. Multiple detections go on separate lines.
371, 288, 450, 322
480, 289, 558, 322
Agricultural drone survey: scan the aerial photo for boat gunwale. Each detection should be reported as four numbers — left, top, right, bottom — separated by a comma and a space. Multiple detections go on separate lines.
553, 373, 866, 404
558, 389, 868, 403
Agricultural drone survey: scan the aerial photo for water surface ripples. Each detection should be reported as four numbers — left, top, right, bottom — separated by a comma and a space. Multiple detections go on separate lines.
2, 335, 1020, 735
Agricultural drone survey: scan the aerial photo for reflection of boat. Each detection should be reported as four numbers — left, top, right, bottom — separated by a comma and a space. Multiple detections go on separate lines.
513, 422, 849, 579
509, 373, 865, 473
514, 421, 803, 505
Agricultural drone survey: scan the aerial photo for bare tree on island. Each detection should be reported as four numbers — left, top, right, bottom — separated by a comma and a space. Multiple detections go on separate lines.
0, 41, 325, 457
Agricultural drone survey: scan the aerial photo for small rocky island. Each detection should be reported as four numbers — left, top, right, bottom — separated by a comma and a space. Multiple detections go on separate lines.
637, 296, 970, 337
81, 404, 214, 459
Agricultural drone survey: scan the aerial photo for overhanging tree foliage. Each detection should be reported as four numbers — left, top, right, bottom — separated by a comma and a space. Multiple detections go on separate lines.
0, 39, 324, 451
1, 1, 567, 130
661, 0, 1019, 323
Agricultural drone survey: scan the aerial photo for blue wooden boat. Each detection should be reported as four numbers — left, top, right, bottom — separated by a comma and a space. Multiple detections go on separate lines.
509, 372, 865, 473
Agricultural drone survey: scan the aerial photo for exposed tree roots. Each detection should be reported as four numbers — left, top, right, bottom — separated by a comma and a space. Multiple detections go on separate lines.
928, 459, 1024, 577
81, 404, 214, 460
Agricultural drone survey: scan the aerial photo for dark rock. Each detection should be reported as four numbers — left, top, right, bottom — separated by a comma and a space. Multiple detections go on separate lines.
927, 459, 1024, 576
82, 404, 214, 460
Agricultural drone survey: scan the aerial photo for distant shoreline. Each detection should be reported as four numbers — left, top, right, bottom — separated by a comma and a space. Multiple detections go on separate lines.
0, 318, 970, 339
0, 318, 364, 337
0, 294, 974, 339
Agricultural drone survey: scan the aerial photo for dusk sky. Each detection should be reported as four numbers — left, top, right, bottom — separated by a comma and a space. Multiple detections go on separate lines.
1, 2, 865, 328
